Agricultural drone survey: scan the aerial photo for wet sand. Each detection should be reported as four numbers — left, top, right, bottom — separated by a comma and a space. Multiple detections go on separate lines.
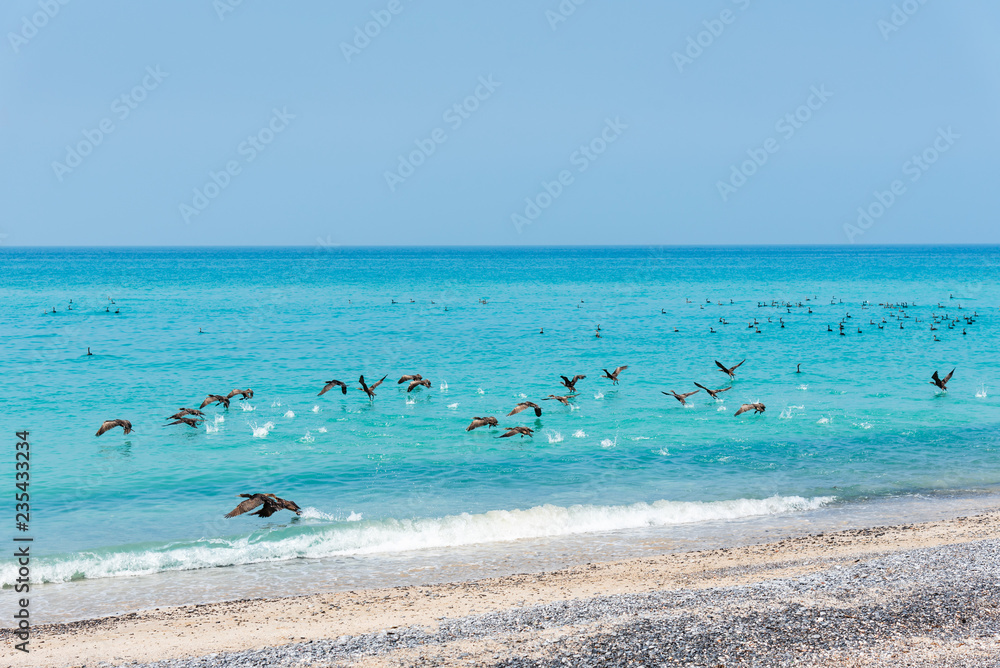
4, 509, 1000, 667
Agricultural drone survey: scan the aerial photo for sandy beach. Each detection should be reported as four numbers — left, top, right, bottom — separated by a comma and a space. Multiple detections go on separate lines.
4, 508, 1000, 667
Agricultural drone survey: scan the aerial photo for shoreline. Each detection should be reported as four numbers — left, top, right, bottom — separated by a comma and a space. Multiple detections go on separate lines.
5, 508, 1000, 667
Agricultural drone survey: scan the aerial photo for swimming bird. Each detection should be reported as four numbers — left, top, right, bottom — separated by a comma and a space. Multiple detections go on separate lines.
398, 374, 423, 384
543, 394, 576, 405
225, 493, 302, 519
95, 419, 133, 436
663, 389, 699, 405
359, 374, 388, 399
601, 365, 628, 384
167, 408, 205, 420
930, 368, 955, 391
734, 403, 765, 416
86, 347, 93, 356
200, 394, 230, 409
693, 382, 732, 400
318, 379, 348, 396
407, 378, 431, 392
796, 363, 801, 373
559, 375, 586, 391
499, 426, 534, 439
715, 359, 746, 379
166, 417, 203, 429
507, 401, 542, 417
226, 388, 254, 401
466, 416, 498, 431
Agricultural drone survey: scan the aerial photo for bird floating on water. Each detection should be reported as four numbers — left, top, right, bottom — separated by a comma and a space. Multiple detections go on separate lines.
96, 419, 133, 436
225, 493, 302, 518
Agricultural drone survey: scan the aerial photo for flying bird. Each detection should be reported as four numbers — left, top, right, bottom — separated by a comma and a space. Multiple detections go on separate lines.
224, 493, 302, 519
693, 382, 732, 400
499, 426, 534, 439
95, 419, 133, 437
200, 394, 230, 409
734, 403, 766, 416
543, 394, 576, 405
663, 389, 699, 405
507, 401, 542, 417
559, 374, 586, 391
601, 365, 628, 384
166, 417, 203, 429
226, 388, 254, 400
930, 368, 955, 391
318, 379, 348, 396
398, 374, 423, 384
359, 374, 388, 399
715, 359, 746, 379
407, 378, 432, 392
466, 416, 498, 431
167, 408, 205, 420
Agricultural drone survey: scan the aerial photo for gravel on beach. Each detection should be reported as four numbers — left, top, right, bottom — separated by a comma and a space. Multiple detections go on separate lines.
104, 537, 1000, 668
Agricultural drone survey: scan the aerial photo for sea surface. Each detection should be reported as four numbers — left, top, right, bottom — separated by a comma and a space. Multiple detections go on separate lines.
1, 246, 999, 623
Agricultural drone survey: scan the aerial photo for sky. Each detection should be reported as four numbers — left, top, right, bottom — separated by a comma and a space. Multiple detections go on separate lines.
1, 0, 998, 246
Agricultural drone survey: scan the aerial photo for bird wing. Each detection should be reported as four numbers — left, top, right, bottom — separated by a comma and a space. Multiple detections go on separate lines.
499, 428, 517, 438
95, 420, 121, 436
715, 360, 729, 372
507, 403, 527, 416
467, 417, 488, 431
199, 395, 216, 408
572, 375, 586, 383
734, 404, 754, 416
943, 368, 955, 384
693, 382, 710, 393
225, 389, 242, 399
931, 370, 941, 384
613, 365, 628, 376
732, 359, 746, 371
398, 374, 419, 384
358, 376, 369, 392
225, 495, 265, 518
369, 375, 388, 390
715, 386, 732, 394
680, 390, 699, 399
319, 380, 344, 396
275, 497, 302, 514
407, 380, 422, 392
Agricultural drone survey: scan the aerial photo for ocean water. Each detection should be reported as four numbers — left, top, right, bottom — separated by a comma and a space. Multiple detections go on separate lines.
1, 246, 999, 622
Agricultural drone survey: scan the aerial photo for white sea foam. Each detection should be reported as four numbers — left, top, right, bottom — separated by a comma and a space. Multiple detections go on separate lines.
717, 405, 727, 412
572, 429, 586, 438
546, 431, 564, 444
779, 405, 804, 420
797, 385, 808, 391
856, 422, 873, 430
655, 448, 669, 456
317, 427, 328, 433
817, 417, 831, 424
271, 400, 282, 407
311, 405, 320, 413
283, 411, 295, 418
439, 381, 449, 391
205, 415, 225, 434
600, 437, 616, 449
300, 431, 314, 443
4, 495, 835, 586
594, 392, 604, 399
476, 388, 485, 395
447, 403, 459, 409
240, 403, 255, 412
976, 384, 988, 398
405, 397, 415, 405
251, 421, 275, 438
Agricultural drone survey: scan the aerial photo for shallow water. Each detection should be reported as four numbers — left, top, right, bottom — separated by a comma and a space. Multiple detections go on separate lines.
1, 246, 998, 621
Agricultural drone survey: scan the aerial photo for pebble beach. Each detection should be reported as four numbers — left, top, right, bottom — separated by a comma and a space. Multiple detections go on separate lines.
6, 509, 1000, 667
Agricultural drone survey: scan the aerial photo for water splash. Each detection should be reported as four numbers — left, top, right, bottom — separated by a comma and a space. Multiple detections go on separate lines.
594, 392, 605, 400
271, 400, 282, 408
572, 429, 586, 438
816, 416, 831, 424
600, 436, 617, 449
283, 410, 295, 418
439, 381, 449, 391
546, 430, 564, 444
311, 405, 320, 413
797, 385, 808, 391
299, 431, 314, 443
317, 427, 328, 433
240, 403, 255, 412
476, 388, 485, 395
251, 421, 276, 438
976, 384, 988, 398
447, 403, 459, 409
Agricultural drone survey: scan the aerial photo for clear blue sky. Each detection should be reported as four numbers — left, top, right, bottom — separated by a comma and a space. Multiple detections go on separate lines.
1, 1, 998, 246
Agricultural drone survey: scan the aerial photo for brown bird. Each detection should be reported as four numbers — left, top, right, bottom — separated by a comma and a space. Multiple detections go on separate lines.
734, 403, 766, 416
166, 417, 203, 429
226, 388, 254, 400
398, 374, 423, 384
167, 408, 205, 420
507, 401, 542, 417
559, 374, 586, 391
224, 493, 302, 519
543, 394, 576, 405
499, 426, 534, 438
95, 419, 133, 437
200, 394, 231, 409
407, 378, 432, 392
663, 389, 699, 405
693, 382, 732, 400
715, 359, 746, 379
359, 374, 388, 399
318, 379, 348, 396
601, 365, 628, 384
466, 416, 498, 431
930, 368, 955, 391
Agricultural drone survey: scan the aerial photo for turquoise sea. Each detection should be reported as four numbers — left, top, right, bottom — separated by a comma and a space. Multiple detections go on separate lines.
2, 246, 999, 622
